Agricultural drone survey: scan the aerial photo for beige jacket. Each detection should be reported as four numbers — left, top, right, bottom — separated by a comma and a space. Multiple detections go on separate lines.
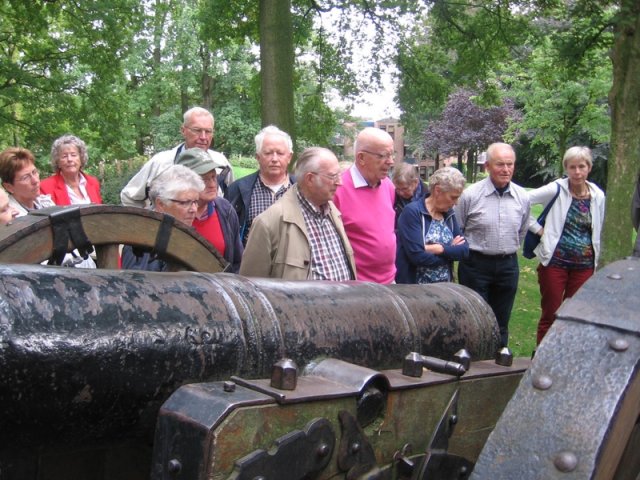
239, 186, 356, 280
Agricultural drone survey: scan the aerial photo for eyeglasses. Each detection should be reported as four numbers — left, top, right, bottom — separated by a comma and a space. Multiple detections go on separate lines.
167, 198, 199, 208
360, 150, 394, 161
311, 171, 342, 183
184, 126, 214, 137
16, 169, 39, 183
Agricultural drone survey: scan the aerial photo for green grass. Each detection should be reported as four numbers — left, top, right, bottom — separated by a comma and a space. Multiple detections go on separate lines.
232, 166, 256, 180
230, 155, 259, 180
510, 256, 540, 357
509, 203, 543, 358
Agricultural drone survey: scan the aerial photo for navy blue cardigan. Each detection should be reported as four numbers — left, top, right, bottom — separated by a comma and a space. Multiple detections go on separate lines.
395, 194, 469, 284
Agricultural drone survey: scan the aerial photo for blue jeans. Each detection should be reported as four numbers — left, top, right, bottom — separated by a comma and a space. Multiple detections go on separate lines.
458, 251, 519, 347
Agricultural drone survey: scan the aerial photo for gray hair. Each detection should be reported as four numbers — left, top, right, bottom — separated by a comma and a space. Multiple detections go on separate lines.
183, 107, 214, 126
428, 167, 466, 192
563, 146, 593, 170
255, 125, 293, 154
149, 165, 204, 206
392, 163, 419, 184
50, 135, 89, 171
295, 147, 332, 177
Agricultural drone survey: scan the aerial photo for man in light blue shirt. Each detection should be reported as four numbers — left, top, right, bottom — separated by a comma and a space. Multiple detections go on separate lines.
455, 143, 530, 347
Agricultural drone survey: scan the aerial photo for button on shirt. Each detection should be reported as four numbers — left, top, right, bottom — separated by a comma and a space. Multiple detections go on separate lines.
454, 178, 530, 255
297, 190, 353, 281
66, 174, 91, 205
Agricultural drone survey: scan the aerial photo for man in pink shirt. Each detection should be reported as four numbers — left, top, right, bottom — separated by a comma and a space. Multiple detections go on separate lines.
333, 127, 396, 283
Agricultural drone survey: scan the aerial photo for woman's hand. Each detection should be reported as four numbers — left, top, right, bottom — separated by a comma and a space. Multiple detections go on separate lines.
425, 243, 444, 254
451, 235, 466, 246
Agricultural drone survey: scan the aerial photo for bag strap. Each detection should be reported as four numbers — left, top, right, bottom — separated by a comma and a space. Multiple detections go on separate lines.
538, 183, 561, 223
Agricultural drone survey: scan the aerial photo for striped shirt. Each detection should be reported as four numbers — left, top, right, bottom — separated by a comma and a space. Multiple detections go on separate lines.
297, 189, 353, 281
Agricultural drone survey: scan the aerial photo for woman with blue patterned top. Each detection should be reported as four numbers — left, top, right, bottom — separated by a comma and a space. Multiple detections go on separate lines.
396, 167, 468, 284
527, 146, 606, 344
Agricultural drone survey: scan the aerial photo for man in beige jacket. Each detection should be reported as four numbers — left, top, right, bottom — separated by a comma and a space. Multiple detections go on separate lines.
240, 147, 356, 280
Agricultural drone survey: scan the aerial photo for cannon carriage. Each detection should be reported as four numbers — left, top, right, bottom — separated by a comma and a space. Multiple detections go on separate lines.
0, 206, 638, 479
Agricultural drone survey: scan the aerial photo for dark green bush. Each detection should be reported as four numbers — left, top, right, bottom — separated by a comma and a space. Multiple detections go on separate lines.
85, 157, 147, 205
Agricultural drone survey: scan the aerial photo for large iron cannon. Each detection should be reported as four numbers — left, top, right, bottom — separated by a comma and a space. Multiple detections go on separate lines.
0, 263, 501, 479
0, 206, 638, 479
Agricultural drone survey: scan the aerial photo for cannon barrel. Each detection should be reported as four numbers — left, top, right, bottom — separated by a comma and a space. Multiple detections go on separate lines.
0, 264, 499, 448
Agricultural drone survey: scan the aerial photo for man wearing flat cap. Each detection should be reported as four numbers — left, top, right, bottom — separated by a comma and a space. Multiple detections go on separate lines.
176, 148, 243, 273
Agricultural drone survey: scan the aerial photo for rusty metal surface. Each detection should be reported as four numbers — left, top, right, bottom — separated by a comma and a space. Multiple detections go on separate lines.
228, 417, 336, 480
0, 264, 500, 451
234, 277, 500, 367
555, 258, 640, 333
152, 358, 527, 480
383, 358, 529, 390
152, 382, 274, 480
471, 258, 640, 479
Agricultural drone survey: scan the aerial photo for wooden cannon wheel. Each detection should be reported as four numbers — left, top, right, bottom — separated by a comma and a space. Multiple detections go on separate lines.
0, 205, 227, 272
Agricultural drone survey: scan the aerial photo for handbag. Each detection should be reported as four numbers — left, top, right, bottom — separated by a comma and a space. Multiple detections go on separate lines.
523, 183, 561, 259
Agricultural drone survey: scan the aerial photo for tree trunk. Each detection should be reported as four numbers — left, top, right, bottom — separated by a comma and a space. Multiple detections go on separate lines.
601, 1, 640, 265
200, 45, 213, 110
259, 0, 295, 148
466, 149, 476, 183
152, 0, 168, 118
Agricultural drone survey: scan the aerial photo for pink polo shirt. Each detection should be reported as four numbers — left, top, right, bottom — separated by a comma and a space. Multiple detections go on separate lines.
333, 166, 396, 284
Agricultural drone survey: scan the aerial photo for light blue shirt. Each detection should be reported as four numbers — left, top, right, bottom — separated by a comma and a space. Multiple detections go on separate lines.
455, 178, 530, 255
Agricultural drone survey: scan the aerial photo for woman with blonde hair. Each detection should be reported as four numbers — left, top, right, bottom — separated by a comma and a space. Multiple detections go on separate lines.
527, 146, 605, 344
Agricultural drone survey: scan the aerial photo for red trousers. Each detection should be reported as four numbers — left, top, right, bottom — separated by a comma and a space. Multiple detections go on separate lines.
536, 264, 593, 344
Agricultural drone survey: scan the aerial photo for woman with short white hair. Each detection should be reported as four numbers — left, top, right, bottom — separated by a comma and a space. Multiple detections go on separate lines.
396, 166, 468, 283
122, 165, 204, 271
527, 146, 606, 344
40, 134, 102, 205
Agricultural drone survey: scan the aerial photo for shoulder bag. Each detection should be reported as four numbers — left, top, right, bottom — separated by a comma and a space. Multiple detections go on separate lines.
523, 183, 561, 259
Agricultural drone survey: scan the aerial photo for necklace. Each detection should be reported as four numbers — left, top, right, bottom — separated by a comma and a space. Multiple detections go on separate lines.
570, 187, 590, 199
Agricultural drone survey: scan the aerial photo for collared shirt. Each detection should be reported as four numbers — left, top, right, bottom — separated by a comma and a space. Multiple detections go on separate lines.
9, 194, 55, 217
349, 164, 380, 189
297, 189, 353, 281
245, 176, 291, 243
66, 173, 91, 205
455, 177, 530, 255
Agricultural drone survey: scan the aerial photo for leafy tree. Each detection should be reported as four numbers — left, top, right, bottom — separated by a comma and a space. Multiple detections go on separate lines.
424, 88, 519, 181
200, 0, 420, 153
0, 0, 143, 158
400, 0, 639, 262
396, 25, 453, 141
502, 32, 611, 178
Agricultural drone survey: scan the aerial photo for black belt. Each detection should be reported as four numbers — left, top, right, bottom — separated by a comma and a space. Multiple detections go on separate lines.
470, 250, 517, 259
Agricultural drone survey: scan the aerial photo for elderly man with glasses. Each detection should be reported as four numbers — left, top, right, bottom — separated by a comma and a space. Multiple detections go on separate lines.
120, 106, 233, 207
333, 127, 396, 284
240, 147, 355, 281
